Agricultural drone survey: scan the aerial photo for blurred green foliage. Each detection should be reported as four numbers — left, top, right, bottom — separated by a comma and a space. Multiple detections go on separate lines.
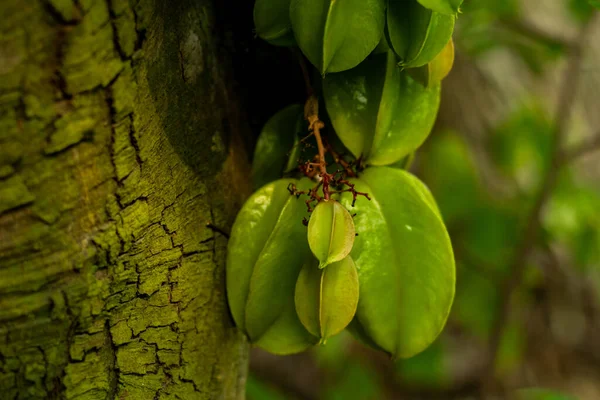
247, 375, 288, 400
516, 388, 579, 400
459, 0, 566, 74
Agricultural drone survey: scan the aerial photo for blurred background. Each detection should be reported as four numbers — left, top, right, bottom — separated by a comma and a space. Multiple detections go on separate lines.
239, 0, 600, 398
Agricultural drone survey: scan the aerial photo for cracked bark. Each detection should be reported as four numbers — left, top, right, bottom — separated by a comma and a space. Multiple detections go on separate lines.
0, 0, 251, 398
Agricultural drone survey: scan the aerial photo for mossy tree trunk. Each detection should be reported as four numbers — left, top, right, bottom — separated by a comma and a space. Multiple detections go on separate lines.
0, 0, 251, 398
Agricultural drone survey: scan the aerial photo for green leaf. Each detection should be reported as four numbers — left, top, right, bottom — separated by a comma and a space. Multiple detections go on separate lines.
417, 0, 463, 15
407, 38, 455, 88
569, 0, 596, 23
251, 104, 304, 189
323, 51, 440, 166
226, 179, 318, 354
254, 0, 296, 46
339, 167, 455, 358
307, 200, 355, 268
387, 0, 455, 68
289, 0, 386, 74
295, 256, 359, 340
589, 0, 600, 9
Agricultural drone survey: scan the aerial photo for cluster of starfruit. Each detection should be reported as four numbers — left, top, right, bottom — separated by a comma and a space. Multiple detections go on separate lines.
226, 0, 458, 360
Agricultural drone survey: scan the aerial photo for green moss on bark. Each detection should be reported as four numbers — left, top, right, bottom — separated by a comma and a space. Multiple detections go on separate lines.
0, 0, 250, 398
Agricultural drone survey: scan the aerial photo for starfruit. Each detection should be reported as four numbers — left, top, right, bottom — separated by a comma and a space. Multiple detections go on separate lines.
339, 167, 455, 359
417, 0, 463, 15
295, 256, 359, 341
289, 0, 386, 74
387, 0, 455, 68
254, 0, 296, 46
251, 104, 305, 189
323, 51, 440, 166
226, 179, 318, 354
307, 199, 355, 268
407, 38, 455, 88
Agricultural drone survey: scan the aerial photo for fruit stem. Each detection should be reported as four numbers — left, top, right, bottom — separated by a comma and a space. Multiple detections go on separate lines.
304, 95, 329, 200
294, 49, 314, 97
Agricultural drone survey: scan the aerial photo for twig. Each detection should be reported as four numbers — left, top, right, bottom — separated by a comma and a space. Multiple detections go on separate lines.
304, 95, 331, 199
480, 15, 597, 394
291, 62, 368, 206
325, 141, 357, 177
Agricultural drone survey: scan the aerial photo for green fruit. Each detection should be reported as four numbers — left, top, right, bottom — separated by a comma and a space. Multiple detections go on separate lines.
308, 199, 355, 268
387, 0, 455, 68
372, 35, 391, 54
254, 0, 296, 46
294, 256, 359, 341
323, 51, 440, 166
417, 0, 463, 15
227, 179, 318, 354
346, 318, 387, 352
289, 0, 385, 74
284, 114, 307, 174
407, 38, 455, 88
339, 167, 455, 359
251, 104, 304, 189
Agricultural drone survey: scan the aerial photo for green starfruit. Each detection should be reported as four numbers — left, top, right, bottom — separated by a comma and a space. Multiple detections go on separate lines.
251, 104, 304, 189
387, 0, 455, 68
417, 0, 463, 15
339, 167, 455, 359
227, 178, 318, 354
308, 199, 355, 268
254, 0, 296, 46
289, 0, 386, 74
407, 38, 455, 88
294, 256, 359, 341
323, 51, 440, 166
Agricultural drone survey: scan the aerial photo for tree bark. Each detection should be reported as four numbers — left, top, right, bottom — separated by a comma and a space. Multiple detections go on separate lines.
0, 0, 251, 398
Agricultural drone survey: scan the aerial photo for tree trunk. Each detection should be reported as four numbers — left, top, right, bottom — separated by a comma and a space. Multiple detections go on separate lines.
0, 0, 251, 398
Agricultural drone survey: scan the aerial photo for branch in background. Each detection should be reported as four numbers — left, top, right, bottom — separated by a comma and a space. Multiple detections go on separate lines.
480, 14, 598, 395
349, 342, 481, 400
560, 131, 600, 163
499, 18, 572, 49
